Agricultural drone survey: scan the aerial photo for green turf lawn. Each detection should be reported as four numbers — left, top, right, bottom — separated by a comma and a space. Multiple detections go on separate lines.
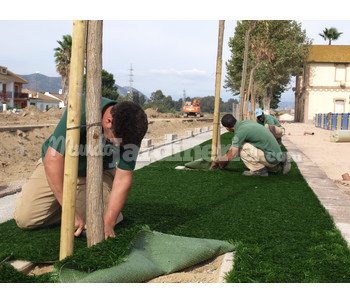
1, 132, 350, 282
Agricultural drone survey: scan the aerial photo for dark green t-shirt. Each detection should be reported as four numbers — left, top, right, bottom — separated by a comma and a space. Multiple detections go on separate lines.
257, 114, 282, 127
41, 96, 139, 176
231, 120, 282, 164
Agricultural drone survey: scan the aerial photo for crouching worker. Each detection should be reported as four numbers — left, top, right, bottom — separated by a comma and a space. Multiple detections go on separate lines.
255, 108, 284, 144
210, 114, 291, 176
14, 97, 148, 239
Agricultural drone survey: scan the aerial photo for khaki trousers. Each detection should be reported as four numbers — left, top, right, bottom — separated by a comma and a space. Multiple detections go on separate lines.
14, 159, 115, 230
264, 124, 284, 139
240, 143, 279, 172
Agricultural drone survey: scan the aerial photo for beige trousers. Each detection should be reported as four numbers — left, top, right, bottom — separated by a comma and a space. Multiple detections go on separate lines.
265, 124, 284, 139
240, 143, 279, 172
14, 159, 115, 230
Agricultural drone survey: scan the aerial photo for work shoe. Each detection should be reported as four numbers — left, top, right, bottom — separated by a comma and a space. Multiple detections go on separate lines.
242, 167, 268, 177
281, 152, 291, 174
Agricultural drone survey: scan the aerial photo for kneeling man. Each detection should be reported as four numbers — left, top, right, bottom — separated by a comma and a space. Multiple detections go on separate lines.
210, 114, 290, 176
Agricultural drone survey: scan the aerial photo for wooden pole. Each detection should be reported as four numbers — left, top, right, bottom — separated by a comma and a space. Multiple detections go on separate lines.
59, 20, 87, 260
239, 21, 257, 121
86, 20, 104, 247
211, 20, 225, 161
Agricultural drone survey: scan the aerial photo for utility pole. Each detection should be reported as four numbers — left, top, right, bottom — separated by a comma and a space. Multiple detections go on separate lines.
183, 89, 186, 108
211, 20, 225, 161
128, 64, 134, 102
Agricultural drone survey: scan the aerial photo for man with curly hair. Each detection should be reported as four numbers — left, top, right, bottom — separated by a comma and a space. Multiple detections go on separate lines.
14, 96, 148, 239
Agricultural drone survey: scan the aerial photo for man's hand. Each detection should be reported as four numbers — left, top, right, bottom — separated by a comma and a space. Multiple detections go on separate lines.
210, 161, 219, 169
104, 223, 116, 240
219, 161, 229, 170
74, 212, 86, 237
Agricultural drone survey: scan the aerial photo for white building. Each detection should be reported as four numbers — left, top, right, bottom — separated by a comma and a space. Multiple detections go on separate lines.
0, 66, 29, 109
23, 89, 64, 111
295, 45, 350, 122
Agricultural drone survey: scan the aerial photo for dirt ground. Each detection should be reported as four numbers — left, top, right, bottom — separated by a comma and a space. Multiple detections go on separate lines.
146, 254, 226, 283
27, 253, 227, 283
0, 107, 213, 188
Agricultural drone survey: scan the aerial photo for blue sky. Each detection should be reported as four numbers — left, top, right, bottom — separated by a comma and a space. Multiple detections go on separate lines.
2, 1, 350, 102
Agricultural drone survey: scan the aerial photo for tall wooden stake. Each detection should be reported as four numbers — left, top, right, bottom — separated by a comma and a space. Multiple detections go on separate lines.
60, 20, 87, 260
211, 20, 225, 161
86, 20, 104, 247
239, 21, 257, 121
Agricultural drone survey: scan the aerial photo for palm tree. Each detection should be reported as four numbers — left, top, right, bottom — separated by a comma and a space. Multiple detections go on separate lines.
319, 27, 343, 45
54, 34, 72, 105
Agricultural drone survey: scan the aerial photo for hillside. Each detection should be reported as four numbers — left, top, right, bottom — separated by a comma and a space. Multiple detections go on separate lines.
20, 74, 62, 93
20, 73, 147, 98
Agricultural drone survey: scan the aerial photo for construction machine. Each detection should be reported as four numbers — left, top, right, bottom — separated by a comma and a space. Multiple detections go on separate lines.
182, 99, 203, 117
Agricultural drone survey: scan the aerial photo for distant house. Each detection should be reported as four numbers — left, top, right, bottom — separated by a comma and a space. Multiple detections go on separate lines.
294, 45, 350, 122
0, 66, 29, 108
23, 89, 64, 111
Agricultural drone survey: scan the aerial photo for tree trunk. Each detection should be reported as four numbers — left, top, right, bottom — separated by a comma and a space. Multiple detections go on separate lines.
239, 21, 257, 121
86, 20, 104, 247
62, 73, 70, 106
262, 87, 273, 113
245, 63, 259, 120
211, 20, 225, 161
59, 20, 87, 260
250, 82, 257, 120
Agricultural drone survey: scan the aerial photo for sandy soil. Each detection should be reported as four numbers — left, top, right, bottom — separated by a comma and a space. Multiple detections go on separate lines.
147, 254, 226, 283
27, 254, 227, 283
0, 107, 213, 187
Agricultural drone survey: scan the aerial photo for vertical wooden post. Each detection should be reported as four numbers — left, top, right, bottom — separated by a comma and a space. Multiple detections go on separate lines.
211, 20, 225, 161
59, 20, 87, 260
86, 20, 104, 247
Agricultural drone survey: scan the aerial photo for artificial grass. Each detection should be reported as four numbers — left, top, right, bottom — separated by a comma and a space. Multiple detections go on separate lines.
1, 132, 350, 282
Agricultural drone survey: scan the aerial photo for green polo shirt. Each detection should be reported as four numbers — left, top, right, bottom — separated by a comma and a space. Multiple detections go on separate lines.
41, 96, 139, 176
257, 114, 282, 127
231, 120, 282, 164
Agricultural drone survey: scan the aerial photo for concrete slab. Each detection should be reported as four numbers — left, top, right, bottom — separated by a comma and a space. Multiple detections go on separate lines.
0, 193, 17, 224
217, 252, 235, 283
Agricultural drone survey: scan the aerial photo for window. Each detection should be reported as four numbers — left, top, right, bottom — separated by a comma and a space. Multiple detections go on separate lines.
334, 100, 345, 113
335, 64, 346, 82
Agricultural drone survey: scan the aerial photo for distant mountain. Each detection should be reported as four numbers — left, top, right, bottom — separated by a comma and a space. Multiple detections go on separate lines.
20, 73, 62, 93
20, 73, 148, 99
116, 84, 148, 99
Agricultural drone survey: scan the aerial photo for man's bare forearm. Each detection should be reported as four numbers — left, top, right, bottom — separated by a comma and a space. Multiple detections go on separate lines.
104, 168, 133, 238
43, 146, 65, 205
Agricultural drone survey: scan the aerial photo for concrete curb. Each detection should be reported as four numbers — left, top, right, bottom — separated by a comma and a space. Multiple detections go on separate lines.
283, 136, 350, 246
216, 252, 235, 283
139, 126, 220, 154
